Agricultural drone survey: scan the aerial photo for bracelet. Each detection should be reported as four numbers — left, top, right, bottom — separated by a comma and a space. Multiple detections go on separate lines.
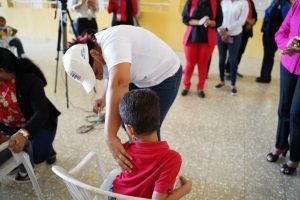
19, 128, 29, 139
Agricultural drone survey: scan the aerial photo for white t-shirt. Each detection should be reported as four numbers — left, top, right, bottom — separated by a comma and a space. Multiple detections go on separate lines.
221, 0, 249, 36
95, 25, 181, 88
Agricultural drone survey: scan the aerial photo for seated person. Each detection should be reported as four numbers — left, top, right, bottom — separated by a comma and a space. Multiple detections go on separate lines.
111, 89, 192, 199
0, 16, 25, 57
0, 47, 60, 173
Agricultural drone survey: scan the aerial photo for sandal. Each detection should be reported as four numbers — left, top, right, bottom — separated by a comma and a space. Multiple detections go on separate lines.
215, 83, 225, 89
266, 150, 287, 162
281, 163, 297, 175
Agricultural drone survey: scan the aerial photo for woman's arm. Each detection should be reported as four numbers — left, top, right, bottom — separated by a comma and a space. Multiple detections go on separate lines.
104, 62, 133, 171
275, 5, 293, 50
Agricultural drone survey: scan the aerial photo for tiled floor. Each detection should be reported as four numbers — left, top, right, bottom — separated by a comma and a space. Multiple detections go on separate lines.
1, 38, 299, 200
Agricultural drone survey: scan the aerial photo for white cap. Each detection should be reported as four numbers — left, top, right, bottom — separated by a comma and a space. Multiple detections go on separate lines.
63, 44, 96, 93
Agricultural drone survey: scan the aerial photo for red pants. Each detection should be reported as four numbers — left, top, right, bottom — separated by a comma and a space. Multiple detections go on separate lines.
183, 42, 214, 91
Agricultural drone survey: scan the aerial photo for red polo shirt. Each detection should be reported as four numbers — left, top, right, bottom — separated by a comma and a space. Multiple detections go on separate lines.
113, 141, 182, 198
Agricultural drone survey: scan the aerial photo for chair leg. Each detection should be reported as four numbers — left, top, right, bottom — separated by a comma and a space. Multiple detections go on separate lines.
19, 153, 43, 200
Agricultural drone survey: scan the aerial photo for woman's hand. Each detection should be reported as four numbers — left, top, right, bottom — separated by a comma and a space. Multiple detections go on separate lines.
286, 36, 300, 48
93, 97, 105, 113
8, 131, 28, 153
106, 136, 133, 172
282, 46, 300, 55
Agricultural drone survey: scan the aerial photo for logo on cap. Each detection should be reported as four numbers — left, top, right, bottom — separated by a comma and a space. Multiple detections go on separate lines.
70, 71, 82, 81
80, 47, 86, 60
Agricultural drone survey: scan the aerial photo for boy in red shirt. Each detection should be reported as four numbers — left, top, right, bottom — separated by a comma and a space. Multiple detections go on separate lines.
112, 89, 192, 199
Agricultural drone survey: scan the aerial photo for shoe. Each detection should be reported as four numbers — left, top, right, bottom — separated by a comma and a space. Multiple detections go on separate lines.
256, 77, 271, 83
230, 88, 237, 96
181, 89, 189, 96
237, 72, 243, 78
215, 83, 225, 89
14, 172, 31, 183
46, 150, 57, 165
281, 163, 297, 175
198, 91, 205, 98
266, 150, 287, 162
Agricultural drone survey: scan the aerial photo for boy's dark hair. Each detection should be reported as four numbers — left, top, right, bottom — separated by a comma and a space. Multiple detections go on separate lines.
119, 89, 160, 135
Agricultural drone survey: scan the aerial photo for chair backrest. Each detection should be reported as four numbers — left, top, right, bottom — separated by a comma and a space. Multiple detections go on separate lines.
52, 151, 150, 200
0, 141, 43, 200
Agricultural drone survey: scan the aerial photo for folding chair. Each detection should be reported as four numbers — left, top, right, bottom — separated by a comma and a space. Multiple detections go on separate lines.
52, 151, 149, 200
0, 141, 43, 200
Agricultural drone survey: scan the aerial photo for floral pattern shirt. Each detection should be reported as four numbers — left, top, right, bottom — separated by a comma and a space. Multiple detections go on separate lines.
0, 79, 26, 128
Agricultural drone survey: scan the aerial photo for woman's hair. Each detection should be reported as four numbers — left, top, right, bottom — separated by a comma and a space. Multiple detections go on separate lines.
0, 47, 47, 86
68, 33, 98, 67
119, 89, 160, 135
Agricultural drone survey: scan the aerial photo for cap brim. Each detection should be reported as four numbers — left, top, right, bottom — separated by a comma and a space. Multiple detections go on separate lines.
81, 62, 96, 93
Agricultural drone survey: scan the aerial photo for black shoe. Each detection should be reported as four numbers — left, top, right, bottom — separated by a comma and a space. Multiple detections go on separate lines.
198, 91, 205, 98
181, 89, 189, 96
256, 77, 271, 83
46, 150, 57, 165
230, 88, 237, 96
281, 163, 297, 175
237, 72, 243, 78
215, 83, 225, 89
14, 172, 31, 183
266, 151, 287, 162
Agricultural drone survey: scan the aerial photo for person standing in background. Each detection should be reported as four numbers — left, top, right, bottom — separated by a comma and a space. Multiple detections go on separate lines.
225, 0, 257, 79
107, 0, 138, 26
266, 0, 300, 175
215, 0, 248, 96
181, 0, 223, 98
256, 0, 291, 83
70, 0, 99, 36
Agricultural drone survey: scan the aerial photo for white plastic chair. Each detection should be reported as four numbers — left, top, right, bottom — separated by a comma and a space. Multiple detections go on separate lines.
0, 141, 43, 200
51, 151, 150, 200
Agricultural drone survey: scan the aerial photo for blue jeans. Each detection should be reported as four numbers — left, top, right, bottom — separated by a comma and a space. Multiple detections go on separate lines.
129, 66, 182, 141
276, 64, 300, 162
9, 38, 24, 57
217, 33, 242, 86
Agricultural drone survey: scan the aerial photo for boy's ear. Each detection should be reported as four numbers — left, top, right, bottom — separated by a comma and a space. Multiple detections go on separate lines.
124, 124, 135, 137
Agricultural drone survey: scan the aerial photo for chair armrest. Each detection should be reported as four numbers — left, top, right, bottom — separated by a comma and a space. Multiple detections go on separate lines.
100, 168, 122, 191
0, 141, 9, 152
69, 151, 107, 179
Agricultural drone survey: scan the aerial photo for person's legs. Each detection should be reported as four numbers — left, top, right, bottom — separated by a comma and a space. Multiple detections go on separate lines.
30, 128, 56, 164
197, 43, 214, 92
217, 33, 228, 83
237, 30, 250, 67
289, 74, 300, 162
129, 67, 182, 140
9, 38, 24, 57
258, 33, 277, 82
183, 43, 198, 90
275, 65, 297, 151
0, 149, 12, 165
228, 33, 242, 87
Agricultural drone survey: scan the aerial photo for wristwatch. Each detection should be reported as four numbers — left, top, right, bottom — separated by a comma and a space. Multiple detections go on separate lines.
19, 128, 29, 139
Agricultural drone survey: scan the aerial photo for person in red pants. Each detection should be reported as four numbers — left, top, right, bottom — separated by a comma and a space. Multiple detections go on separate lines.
181, 0, 223, 98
